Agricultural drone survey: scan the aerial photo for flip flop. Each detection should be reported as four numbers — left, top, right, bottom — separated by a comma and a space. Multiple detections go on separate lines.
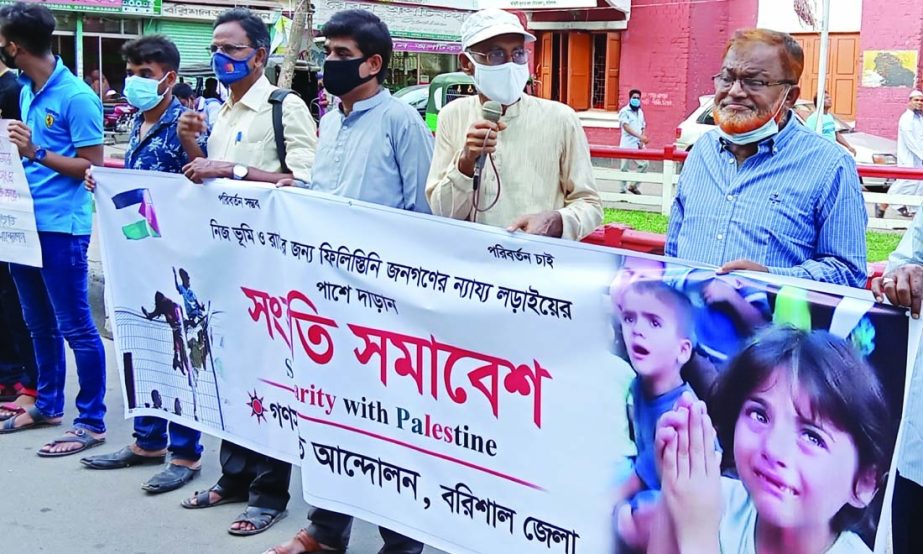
227, 507, 287, 537
0, 405, 61, 434
37, 428, 105, 458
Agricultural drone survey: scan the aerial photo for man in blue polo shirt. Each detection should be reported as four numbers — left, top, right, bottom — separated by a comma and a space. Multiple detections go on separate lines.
0, 2, 108, 458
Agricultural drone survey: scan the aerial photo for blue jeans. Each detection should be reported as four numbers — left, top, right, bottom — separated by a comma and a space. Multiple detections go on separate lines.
9, 232, 106, 432
133, 416, 203, 461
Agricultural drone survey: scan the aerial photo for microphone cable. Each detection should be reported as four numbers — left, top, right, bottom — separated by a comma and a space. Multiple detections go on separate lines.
470, 132, 502, 223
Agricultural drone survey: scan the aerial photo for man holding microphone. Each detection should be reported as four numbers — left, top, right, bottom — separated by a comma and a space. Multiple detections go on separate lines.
425, 8, 602, 241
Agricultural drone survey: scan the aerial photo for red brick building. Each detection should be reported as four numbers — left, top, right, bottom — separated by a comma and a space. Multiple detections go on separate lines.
524, 0, 923, 147
855, 0, 923, 140
526, 0, 758, 147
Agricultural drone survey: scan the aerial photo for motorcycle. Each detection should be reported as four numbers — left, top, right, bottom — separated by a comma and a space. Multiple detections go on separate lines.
103, 93, 138, 135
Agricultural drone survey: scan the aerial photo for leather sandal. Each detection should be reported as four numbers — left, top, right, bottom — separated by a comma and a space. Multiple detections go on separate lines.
227, 506, 287, 537
181, 483, 246, 509
262, 528, 345, 553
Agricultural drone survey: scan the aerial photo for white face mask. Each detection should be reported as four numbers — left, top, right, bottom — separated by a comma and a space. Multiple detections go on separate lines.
466, 54, 530, 106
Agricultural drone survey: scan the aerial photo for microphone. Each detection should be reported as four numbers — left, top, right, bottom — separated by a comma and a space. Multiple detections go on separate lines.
473, 100, 503, 192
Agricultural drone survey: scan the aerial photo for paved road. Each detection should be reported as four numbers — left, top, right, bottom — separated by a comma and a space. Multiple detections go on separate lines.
0, 347, 446, 553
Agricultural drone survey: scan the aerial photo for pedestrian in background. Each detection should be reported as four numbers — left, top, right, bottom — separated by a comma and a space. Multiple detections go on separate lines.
618, 88, 649, 195
884, 90, 923, 218
805, 92, 856, 155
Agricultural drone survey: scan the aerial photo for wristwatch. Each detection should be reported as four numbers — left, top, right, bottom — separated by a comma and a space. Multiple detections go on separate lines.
232, 164, 249, 180
31, 147, 47, 163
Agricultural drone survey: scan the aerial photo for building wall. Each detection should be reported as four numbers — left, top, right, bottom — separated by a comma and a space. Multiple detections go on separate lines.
615, 0, 757, 147
757, 0, 862, 33
855, 0, 923, 139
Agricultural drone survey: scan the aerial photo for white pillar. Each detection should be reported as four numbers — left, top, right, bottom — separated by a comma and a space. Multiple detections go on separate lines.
814, 0, 832, 132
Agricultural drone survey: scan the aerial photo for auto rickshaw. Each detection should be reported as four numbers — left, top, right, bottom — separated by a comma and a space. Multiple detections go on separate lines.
424, 72, 477, 132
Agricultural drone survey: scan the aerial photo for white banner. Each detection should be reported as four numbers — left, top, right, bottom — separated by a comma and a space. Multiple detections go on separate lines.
94, 168, 913, 554
0, 120, 41, 267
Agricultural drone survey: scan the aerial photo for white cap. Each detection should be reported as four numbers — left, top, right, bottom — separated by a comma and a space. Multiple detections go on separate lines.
911, 90, 923, 99
461, 8, 536, 51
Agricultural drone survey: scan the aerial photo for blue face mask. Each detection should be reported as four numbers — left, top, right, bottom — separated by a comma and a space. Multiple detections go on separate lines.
629, 97, 641, 109
212, 50, 256, 85
716, 86, 790, 145
123, 74, 169, 111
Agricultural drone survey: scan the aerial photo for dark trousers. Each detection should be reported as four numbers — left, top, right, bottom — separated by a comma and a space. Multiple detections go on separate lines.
217, 440, 291, 512
308, 507, 424, 554
893, 472, 923, 554
0, 262, 36, 391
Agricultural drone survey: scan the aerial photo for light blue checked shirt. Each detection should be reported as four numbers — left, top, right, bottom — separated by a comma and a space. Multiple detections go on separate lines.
309, 88, 433, 213
666, 115, 868, 288
886, 211, 923, 485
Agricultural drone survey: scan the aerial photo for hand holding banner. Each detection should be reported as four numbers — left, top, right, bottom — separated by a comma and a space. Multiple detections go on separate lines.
0, 119, 41, 267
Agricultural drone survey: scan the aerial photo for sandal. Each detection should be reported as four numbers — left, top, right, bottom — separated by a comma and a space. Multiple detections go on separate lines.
0, 401, 25, 421
181, 483, 246, 509
228, 506, 287, 537
37, 428, 105, 457
262, 528, 345, 554
0, 405, 61, 434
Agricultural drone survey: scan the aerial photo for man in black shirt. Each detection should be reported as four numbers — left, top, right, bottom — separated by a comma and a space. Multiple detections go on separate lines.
0, 58, 35, 422
0, 60, 20, 119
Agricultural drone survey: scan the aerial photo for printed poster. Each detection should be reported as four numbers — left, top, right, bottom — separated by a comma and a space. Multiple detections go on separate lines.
94, 168, 916, 554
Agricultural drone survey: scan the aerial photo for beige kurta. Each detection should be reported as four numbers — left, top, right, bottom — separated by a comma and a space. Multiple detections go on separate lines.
208, 76, 317, 182
425, 94, 602, 240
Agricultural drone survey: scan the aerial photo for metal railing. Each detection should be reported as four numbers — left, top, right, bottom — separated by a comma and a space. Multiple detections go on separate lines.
589, 146, 923, 230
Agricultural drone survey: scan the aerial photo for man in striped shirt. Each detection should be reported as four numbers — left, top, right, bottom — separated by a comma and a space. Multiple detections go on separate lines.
666, 29, 867, 288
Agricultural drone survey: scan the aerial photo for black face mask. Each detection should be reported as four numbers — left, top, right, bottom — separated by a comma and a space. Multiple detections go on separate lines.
0, 44, 17, 70
323, 57, 375, 97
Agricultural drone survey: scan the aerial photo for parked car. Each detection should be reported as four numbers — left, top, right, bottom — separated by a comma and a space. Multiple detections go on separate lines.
674, 95, 897, 189
394, 84, 428, 118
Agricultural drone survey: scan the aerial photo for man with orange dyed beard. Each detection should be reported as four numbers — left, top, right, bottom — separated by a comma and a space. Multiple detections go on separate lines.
666, 29, 867, 288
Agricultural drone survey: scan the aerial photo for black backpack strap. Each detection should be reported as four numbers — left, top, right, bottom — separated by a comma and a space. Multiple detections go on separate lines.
268, 88, 293, 174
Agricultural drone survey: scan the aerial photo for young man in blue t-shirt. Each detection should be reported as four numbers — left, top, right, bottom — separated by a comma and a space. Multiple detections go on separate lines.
0, 2, 108, 458
80, 35, 209, 494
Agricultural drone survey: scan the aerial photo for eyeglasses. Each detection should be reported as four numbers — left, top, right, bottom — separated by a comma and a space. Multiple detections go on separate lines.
713, 73, 795, 92
467, 48, 528, 66
208, 43, 253, 56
